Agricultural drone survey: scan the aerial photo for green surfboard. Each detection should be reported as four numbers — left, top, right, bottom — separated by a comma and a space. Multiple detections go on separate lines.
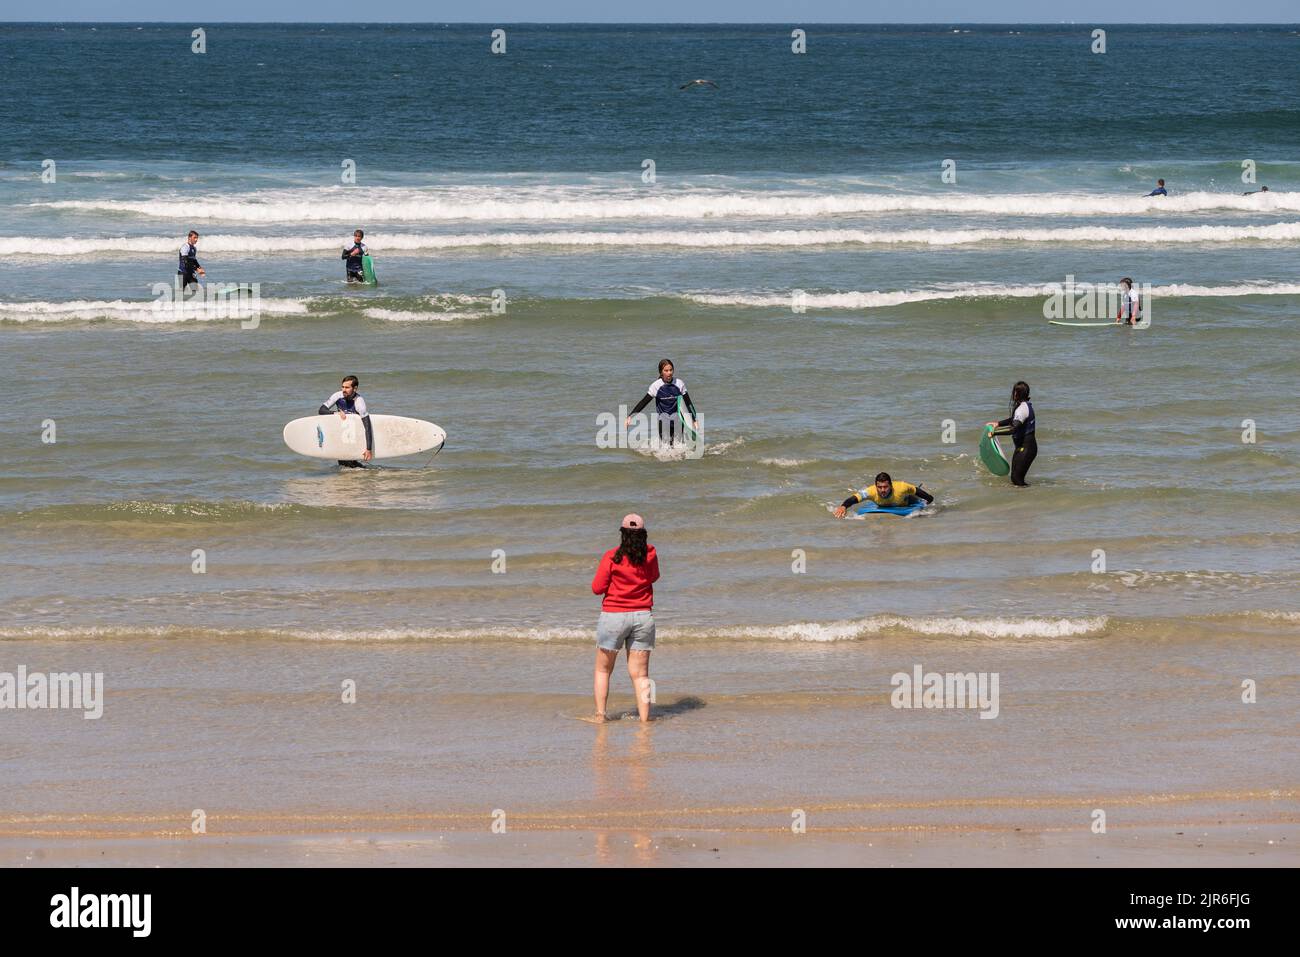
361, 255, 377, 285
979, 425, 1011, 476
676, 396, 698, 441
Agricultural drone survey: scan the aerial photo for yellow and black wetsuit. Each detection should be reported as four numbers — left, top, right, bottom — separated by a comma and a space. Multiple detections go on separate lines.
840, 481, 934, 510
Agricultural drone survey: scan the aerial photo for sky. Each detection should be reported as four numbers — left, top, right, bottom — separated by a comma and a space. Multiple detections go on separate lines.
1, 2, 1296, 23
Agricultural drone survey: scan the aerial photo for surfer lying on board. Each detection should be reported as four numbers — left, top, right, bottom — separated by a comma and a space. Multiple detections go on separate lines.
1115, 277, 1142, 325
178, 230, 205, 293
833, 472, 933, 517
986, 380, 1037, 487
341, 229, 368, 283
318, 374, 373, 467
625, 359, 698, 447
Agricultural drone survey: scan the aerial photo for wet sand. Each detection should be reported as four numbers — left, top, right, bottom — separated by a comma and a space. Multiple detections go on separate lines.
2, 631, 1297, 866
3, 824, 1296, 868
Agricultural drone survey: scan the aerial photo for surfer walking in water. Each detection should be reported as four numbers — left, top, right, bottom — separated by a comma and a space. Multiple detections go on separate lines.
833, 472, 933, 517
590, 514, 659, 723
342, 229, 368, 283
1115, 277, 1142, 325
178, 230, 205, 293
318, 374, 373, 467
625, 359, 698, 447
986, 381, 1037, 487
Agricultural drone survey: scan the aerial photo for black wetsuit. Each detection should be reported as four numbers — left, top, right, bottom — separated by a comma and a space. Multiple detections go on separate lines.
178, 242, 201, 292
995, 401, 1037, 486
342, 242, 367, 282
839, 485, 934, 510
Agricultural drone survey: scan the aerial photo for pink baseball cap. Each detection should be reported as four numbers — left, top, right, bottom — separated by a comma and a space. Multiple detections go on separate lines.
621, 513, 645, 529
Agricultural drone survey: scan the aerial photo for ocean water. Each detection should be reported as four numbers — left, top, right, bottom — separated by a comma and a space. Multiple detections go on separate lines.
1, 24, 1297, 831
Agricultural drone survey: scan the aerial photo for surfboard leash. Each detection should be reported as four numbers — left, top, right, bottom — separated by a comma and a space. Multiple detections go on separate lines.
421, 440, 446, 468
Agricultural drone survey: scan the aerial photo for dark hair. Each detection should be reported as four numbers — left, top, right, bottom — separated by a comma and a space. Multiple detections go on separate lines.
1157, 179, 1164, 185
874, 472, 892, 483
355, 229, 364, 238
1009, 380, 1030, 415
1120, 277, 1133, 287
612, 527, 648, 566
658, 359, 674, 374
342, 375, 359, 388
187, 230, 198, 238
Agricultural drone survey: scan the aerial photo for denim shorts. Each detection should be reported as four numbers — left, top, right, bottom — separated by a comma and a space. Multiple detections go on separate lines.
596, 610, 656, 652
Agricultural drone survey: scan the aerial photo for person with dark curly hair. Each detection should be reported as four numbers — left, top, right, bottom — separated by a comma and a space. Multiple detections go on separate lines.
590, 513, 660, 722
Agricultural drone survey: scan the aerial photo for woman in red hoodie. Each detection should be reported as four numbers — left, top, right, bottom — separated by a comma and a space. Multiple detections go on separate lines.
590, 513, 660, 723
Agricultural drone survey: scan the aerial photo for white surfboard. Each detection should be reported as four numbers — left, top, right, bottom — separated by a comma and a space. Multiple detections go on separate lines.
282, 414, 446, 460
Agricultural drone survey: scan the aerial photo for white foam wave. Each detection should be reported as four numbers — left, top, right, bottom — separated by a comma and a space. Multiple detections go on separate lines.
28, 188, 1300, 222
0, 615, 1109, 643
361, 308, 484, 322
686, 282, 1300, 309
7, 221, 1300, 257
715, 615, 1110, 641
0, 297, 310, 324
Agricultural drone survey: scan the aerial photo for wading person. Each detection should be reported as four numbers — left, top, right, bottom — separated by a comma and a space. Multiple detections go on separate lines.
987, 381, 1037, 487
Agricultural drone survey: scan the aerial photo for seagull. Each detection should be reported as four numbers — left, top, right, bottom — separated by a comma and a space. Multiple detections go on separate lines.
679, 79, 718, 90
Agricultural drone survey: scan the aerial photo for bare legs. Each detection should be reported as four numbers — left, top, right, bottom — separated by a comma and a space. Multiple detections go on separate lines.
592, 647, 653, 723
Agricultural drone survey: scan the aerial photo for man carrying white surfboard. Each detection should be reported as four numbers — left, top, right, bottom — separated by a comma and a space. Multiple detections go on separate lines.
318, 375, 373, 467
833, 472, 933, 517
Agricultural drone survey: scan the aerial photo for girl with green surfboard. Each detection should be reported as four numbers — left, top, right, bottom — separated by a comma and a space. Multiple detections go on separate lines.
986, 381, 1037, 487
625, 359, 699, 447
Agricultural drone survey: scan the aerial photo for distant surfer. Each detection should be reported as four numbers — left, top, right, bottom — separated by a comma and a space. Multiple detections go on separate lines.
986, 381, 1036, 487
1115, 277, 1142, 325
833, 472, 933, 517
1147, 179, 1168, 197
590, 514, 660, 723
342, 229, 368, 283
625, 359, 698, 447
178, 230, 204, 293
679, 79, 718, 90
318, 374, 373, 467
1244, 185, 1270, 196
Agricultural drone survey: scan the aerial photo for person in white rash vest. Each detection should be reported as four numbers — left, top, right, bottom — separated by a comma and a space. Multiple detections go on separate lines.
318, 374, 373, 467
1115, 277, 1142, 325
624, 358, 698, 447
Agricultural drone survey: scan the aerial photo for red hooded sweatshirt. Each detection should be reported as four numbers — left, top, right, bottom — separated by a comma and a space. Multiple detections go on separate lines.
591, 545, 660, 612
